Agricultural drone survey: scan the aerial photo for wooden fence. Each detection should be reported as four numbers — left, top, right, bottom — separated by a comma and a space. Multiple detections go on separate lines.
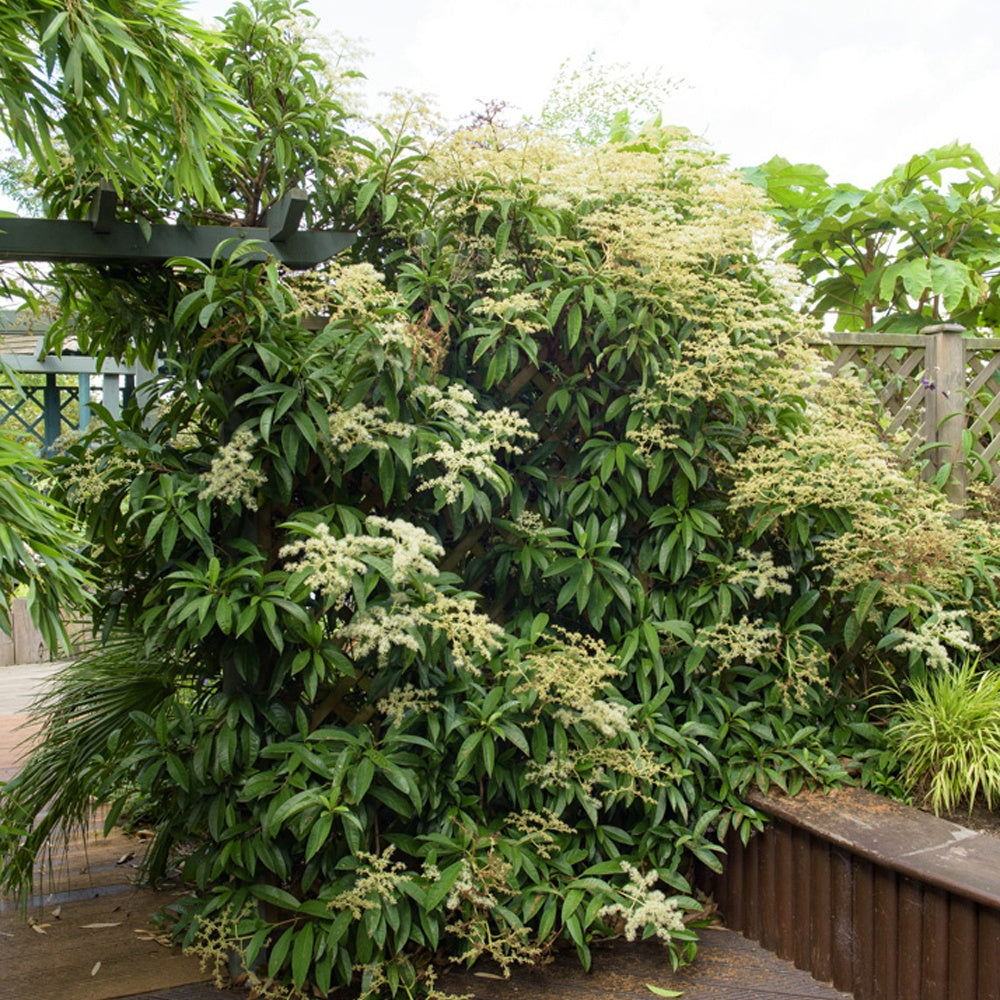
810, 324, 1000, 508
0, 310, 150, 448
0, 600, 84, 667
698, 787, 1000, 1000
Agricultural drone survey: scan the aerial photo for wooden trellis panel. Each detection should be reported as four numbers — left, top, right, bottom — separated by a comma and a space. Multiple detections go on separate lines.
809, 329, 1000, 504
963, 338, 1000, 479
1, 311, 143, 447
811, 333, 930, 463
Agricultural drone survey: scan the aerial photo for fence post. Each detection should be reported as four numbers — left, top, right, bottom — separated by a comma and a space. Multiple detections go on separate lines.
922, 323, 967, 512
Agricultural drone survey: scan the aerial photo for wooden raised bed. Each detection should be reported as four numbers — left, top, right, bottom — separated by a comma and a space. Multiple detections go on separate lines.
698, 786, 1000, 1000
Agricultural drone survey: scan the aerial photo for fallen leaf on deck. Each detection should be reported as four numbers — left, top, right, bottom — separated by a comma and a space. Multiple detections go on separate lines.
472, 973, 506, 980
645, 986, 683, 998
30, 923, 49, 935
50, 906, 61, 919
91, 961, 101, 977
133, 928, 171, 946
116, 852, 135, 865
81, 922, 122, 929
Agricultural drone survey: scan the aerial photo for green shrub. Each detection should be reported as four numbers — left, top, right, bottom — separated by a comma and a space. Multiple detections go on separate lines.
5, 3, 1000, 998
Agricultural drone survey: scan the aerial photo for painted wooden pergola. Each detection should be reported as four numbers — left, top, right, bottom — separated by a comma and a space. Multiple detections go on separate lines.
0, 311, 141, 446
0, 183, 352, 446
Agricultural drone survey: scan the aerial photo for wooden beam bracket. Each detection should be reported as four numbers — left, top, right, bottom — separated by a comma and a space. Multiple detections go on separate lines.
263, 187, 307, 242
88, 179, 117, 234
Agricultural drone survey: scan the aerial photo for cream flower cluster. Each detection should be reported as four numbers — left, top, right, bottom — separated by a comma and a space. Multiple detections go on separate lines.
424, 593, 506, 674
412, 385, 535, 503
326, 403, 412, 456
62, 450, 143, 504
599, 862, 685, 942
341, 604, 424, 662
892, 610, 980, 671
280, 517, 444, 601
340, 592, 504, 674
722, 548, 793, 599
198, 428, 266, 511
514, 629, 630, 736
327, 847, 411, 919
375, 682, 440, 727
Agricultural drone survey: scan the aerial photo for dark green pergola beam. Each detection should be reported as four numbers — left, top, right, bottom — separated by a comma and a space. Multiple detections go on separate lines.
0, 217, 354, 269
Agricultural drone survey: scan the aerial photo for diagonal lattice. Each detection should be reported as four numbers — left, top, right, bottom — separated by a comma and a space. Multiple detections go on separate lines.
811, 331, 1000, 488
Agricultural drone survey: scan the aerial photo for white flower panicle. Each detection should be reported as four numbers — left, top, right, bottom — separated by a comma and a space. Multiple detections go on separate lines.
366, 516, 445, 582
471, 292, 546, 334
341, 592, 505, 674
279, 522, 367, 600
326, 403, 412, 456
723, 548, 793, 598
198, 428, 266, 510
63, 451, 143, 503
412, 385, 536, 503
425, 593, 506, 674
892, 610, 980, 671
279, 517, 444, 601
341, 604, 424, 662
625, 421, 681, 458
376, 683, 440, 727
599, 862, 685, 942
514, 629, 630, 736
290, 260, 396, 319
327, 847, 411, 919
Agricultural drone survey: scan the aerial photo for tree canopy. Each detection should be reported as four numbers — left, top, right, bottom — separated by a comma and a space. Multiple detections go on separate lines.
747, 143, 1000, 332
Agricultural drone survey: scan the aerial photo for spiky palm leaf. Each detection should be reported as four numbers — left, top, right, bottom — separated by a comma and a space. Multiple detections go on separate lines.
0, 633, 188, 897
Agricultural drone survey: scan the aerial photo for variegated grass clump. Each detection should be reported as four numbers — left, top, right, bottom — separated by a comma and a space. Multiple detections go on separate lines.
883, 659, 1000, 816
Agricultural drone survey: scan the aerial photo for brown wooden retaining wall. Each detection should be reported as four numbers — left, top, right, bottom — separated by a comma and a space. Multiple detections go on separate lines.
698, 787, 1000, 1000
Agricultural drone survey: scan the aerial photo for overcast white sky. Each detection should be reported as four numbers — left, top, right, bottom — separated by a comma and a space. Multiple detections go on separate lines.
189, 0, 1000, 187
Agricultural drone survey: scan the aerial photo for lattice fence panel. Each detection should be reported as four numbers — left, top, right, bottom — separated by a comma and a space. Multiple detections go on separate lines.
0, 377, 80, 446
810, 333, 931, 463
964, 339, 1000, 482
811, 332, 1000, 490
